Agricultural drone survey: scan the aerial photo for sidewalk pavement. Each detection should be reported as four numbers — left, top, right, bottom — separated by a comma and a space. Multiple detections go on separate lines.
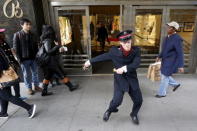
0, 74, 197, 131
0, 83, 32, 126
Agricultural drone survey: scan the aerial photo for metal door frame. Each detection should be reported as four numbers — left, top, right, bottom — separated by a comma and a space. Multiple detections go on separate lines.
53, 6, 92, 75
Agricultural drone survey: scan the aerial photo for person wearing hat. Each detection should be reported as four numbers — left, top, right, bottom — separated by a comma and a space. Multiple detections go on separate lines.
0, 28, 36, 118
0, 28, 26, 100
155, 21, 184, 98
83, 30, 143, 125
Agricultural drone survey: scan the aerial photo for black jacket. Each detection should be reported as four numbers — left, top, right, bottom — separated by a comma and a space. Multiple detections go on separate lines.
13, 30, 38, 63
97, 26, 108, 41
0, 48, 9, 75
0, 41, 19, 69
43, 39, 61, 67
90, 46, 141, 92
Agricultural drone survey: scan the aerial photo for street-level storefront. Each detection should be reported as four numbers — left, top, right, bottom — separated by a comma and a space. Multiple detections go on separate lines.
42, 0, 197, 75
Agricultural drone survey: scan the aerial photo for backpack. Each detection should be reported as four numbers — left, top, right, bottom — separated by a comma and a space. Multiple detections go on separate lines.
35, 42, 50, 67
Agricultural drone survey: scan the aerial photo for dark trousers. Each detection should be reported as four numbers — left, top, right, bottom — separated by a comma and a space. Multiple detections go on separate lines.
43, 63, 67, 81
0, 87, 31, 114
108, 87, 143, 116
13, 83, 21, 97
100, 40, 105, 51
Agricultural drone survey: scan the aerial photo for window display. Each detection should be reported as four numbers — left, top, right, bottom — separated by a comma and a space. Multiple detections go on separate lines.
58, 17, 72, 45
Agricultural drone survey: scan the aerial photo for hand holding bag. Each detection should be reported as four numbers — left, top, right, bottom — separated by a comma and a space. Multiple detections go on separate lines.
0, 67, 19, 89
0, 49, 19, 89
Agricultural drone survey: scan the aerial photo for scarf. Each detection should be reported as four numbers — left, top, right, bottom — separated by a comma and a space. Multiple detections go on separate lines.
120, 45, 132, 57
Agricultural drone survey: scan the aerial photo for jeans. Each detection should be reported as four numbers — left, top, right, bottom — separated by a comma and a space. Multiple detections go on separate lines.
158, 74, 180, 96
0, 87, 31, 114
21, 60, 39, 89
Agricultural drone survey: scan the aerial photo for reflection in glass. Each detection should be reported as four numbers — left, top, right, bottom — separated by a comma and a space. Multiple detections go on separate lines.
58, 10, 88, 55
89, 6, 120, 54
170, 9, 197, 54
134, 9, 162, 54
57, 9, 89, 72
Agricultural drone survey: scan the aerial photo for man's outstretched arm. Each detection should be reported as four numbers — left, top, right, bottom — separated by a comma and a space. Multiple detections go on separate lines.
84, 52, 111, 69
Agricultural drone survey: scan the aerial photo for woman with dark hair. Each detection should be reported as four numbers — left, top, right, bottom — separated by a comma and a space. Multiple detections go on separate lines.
40, 25, 79, 96
0, 28, 36, 118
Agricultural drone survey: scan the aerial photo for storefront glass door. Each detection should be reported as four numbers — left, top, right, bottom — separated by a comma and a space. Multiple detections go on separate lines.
132, 6, 165, 68
55, 6, 91, 75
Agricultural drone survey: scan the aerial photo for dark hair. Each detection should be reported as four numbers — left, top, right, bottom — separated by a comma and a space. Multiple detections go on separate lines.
40, 25, 56, 41
20, 18, 31, 25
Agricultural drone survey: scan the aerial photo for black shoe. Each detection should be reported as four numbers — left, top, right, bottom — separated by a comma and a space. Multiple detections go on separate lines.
41, 84, 53, 96
173, 84, 180, 92
155, 94, 166, 98
19, 96, 28, 101
130, 114, 139, 125
28, 104, 36, 119
103, 110, 111, 122
0, 113, 8, 118
69, 84, 79, 92
112, 108, 119, 113
41, 91, 53, 96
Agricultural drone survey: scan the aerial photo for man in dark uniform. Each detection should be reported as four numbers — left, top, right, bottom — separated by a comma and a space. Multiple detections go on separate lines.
84, 30, 143, 125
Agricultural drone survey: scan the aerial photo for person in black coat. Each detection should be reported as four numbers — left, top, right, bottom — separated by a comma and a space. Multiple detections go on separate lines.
13, 18, 42, 95
97, 23, 108, 52
84, 30, 143, 125
0, 28, 36, 118
0, 29, 26, 100
39, 25, 79, 96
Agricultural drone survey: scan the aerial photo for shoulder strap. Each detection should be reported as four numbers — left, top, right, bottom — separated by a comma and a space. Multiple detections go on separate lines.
0, 48, 10, 64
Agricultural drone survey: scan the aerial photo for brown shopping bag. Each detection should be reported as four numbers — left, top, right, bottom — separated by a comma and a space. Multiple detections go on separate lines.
147, 62, 161, 81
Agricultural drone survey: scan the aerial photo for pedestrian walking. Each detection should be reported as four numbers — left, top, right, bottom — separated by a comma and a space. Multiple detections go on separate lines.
155, 21, 184, 98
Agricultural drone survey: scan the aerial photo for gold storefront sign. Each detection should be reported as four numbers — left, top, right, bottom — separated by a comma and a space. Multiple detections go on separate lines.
3, 0, 23, 18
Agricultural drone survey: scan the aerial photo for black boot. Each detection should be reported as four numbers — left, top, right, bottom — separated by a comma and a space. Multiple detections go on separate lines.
55, 78, 61, 85
130, 113, 139, 125
103, 110, 111, 122
65, 81, 79, 92
41, 84, 53, 96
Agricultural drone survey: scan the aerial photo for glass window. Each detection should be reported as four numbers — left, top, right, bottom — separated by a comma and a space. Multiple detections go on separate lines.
58, 10, 88, 55
134, 9, 163, 54
170, 9, 197, 54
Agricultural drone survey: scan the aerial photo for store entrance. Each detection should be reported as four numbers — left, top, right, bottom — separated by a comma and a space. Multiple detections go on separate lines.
55, 6, 91, 75
133, 7, 163, 68
89, 5, 121, 74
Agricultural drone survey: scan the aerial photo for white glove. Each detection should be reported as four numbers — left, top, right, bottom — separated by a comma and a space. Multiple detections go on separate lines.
83, 60, 91, 70
121, 66, 127, 73
62, 46, 68, 52
115, 66, 127, 74
59, 46, 68, 52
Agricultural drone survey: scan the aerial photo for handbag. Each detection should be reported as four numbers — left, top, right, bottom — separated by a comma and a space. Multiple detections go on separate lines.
35, 42, 50, 67
0, 49, 19, 89
0, 67, 19, 88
